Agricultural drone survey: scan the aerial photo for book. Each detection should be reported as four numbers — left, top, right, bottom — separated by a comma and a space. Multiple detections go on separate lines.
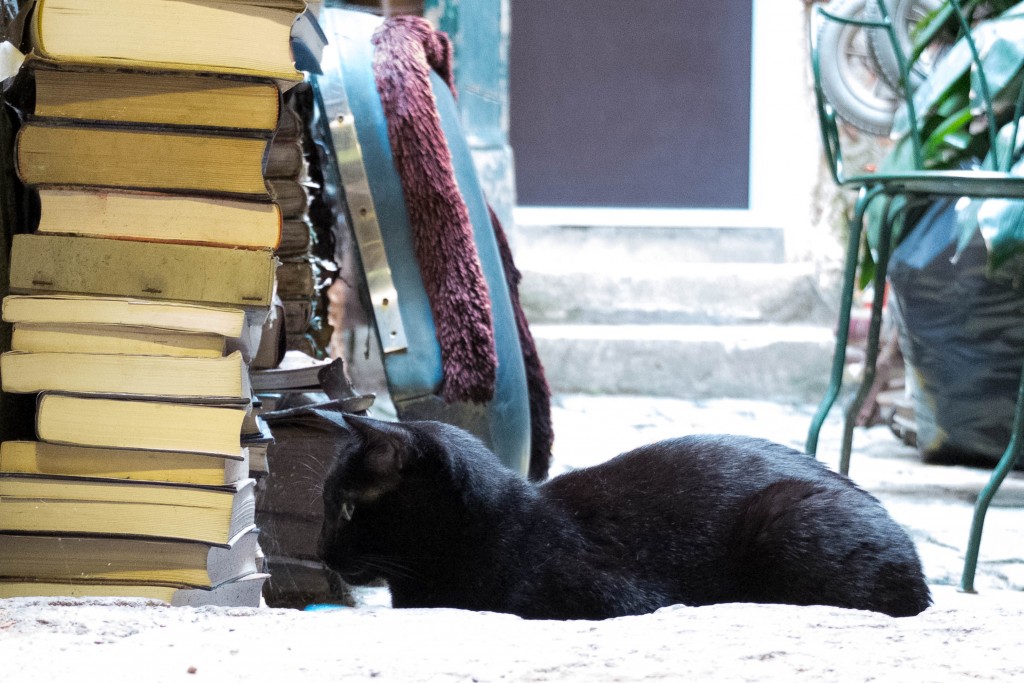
268, 177, 310, 218
27, 0, 306, 83
265, 138, 305, 179
35, 188, 282, 250
30, 66, 282, 131
276, 259, 319, 300
278, 219, 314, 257
0, 573, 270, 607
251, 350, 332, 392
261, 555, 344, 609
282, 300, 314, 335
285, 332, 319, 357
36, 394, 248, 457
0, 440, 249, 487
251, 300, 286, 370
0, 525, 260, 587
0, 475, 256, 544
1, 350, 252, 402
2, 294, 252, 338
9, 234, 277, 308
243, 416, 274, 477
290, 4, 328, 74
11, 323, 227, 358
274, 104, 304, 142
16, 122, 272, 196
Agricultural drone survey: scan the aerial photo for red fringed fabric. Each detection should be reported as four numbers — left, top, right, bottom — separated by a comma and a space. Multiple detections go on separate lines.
371, 16, 553, 479
372, 17, 497, 405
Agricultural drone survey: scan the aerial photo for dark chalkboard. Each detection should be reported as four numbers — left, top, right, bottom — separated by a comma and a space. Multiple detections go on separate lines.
510, 0, 753, 209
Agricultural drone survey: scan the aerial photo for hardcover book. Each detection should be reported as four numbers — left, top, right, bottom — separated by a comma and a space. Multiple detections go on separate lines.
30, 66, 282, 131
0, 475, 256, 545
0, 440, 249, 487
11, 323, 228, 358
9, 234, 277, 308
2, 293, 254, 337
0, 573, 270, 607
16, 122, 272, 196
1, 350, 252, 402
0, 525, 260, 587
27, 0, 307, 83
35, 188, 282, 250
35, 394, 249, 457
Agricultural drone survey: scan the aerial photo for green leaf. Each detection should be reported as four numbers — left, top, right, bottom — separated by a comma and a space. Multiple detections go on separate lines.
858, 235, 876, 292
954, 197, 984, 259
922, 106, 973, 161
935, 89, 969, 118
893, 2, 1024, 137
981, 116, 1024, 169
893, 42, 972, 136
980, 198, 1024, 269
970, 32, 1024, 102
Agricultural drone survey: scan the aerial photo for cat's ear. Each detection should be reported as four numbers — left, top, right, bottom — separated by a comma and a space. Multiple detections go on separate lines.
343, 414, 417, 479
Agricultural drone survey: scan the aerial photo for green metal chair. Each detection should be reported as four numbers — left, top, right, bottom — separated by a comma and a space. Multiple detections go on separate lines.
806, 0, 1024, 592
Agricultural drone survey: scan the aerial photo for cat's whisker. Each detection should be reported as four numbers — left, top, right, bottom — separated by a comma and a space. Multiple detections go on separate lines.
356, 555, 424, 583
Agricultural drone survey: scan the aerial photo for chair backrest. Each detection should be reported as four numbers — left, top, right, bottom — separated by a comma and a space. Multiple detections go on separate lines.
811, 0, 1024, 185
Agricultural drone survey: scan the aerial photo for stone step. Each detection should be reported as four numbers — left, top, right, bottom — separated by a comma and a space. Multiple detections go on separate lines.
519, 261, 836, 326
531, 323, 835, 402
510, 224, 787, 268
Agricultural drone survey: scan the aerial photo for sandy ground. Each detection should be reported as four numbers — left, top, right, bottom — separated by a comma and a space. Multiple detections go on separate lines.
2, 396, 1023, 681
2, 588, 1023, 682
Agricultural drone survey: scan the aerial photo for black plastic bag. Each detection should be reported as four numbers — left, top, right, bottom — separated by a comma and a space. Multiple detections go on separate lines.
887, 198, 1024, 466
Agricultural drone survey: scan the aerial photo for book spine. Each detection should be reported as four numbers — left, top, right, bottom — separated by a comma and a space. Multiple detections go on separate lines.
10, 234, 277, 308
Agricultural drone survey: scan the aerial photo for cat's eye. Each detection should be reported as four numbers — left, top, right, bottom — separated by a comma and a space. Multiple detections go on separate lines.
340, 501, 355, 522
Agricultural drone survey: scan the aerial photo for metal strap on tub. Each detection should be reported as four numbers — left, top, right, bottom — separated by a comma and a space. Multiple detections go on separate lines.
317, 38, 408, 354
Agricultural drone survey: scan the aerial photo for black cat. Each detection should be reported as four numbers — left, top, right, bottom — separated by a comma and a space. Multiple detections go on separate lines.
318, 415, 931, 619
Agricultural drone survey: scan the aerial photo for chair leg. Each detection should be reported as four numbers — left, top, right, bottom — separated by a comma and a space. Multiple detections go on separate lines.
959, 362, 1024, 593
839, 195, 897, 476
807, 186, 883, 456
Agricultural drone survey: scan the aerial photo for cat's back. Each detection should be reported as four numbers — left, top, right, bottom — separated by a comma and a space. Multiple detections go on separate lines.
537, 433, 930, 617
541, 434, 833, 508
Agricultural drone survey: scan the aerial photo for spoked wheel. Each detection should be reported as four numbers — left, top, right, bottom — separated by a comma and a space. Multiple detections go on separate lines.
817, 0, 900, 136
866, 0, 946, 91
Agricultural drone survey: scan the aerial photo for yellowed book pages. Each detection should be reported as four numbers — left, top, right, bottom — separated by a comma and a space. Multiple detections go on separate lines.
0, 573, 269, 607
11, 323, 226, 358
36, 394, 248, 457
1, 350, 250, 401
31, 0, 303, 82
33, 67, 282, 130
0, 525, 259, 587
0, 440, 247, 487
9, 235, 277, 308
2, 294, 249, 337
36, 188, 282, 250
16, 123, 271, 196
0, 476, 255, 544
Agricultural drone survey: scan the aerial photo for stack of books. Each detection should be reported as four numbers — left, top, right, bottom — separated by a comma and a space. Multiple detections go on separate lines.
272, 79, 344, 360
0, 0, 322, 607
269, 95, 323, 356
